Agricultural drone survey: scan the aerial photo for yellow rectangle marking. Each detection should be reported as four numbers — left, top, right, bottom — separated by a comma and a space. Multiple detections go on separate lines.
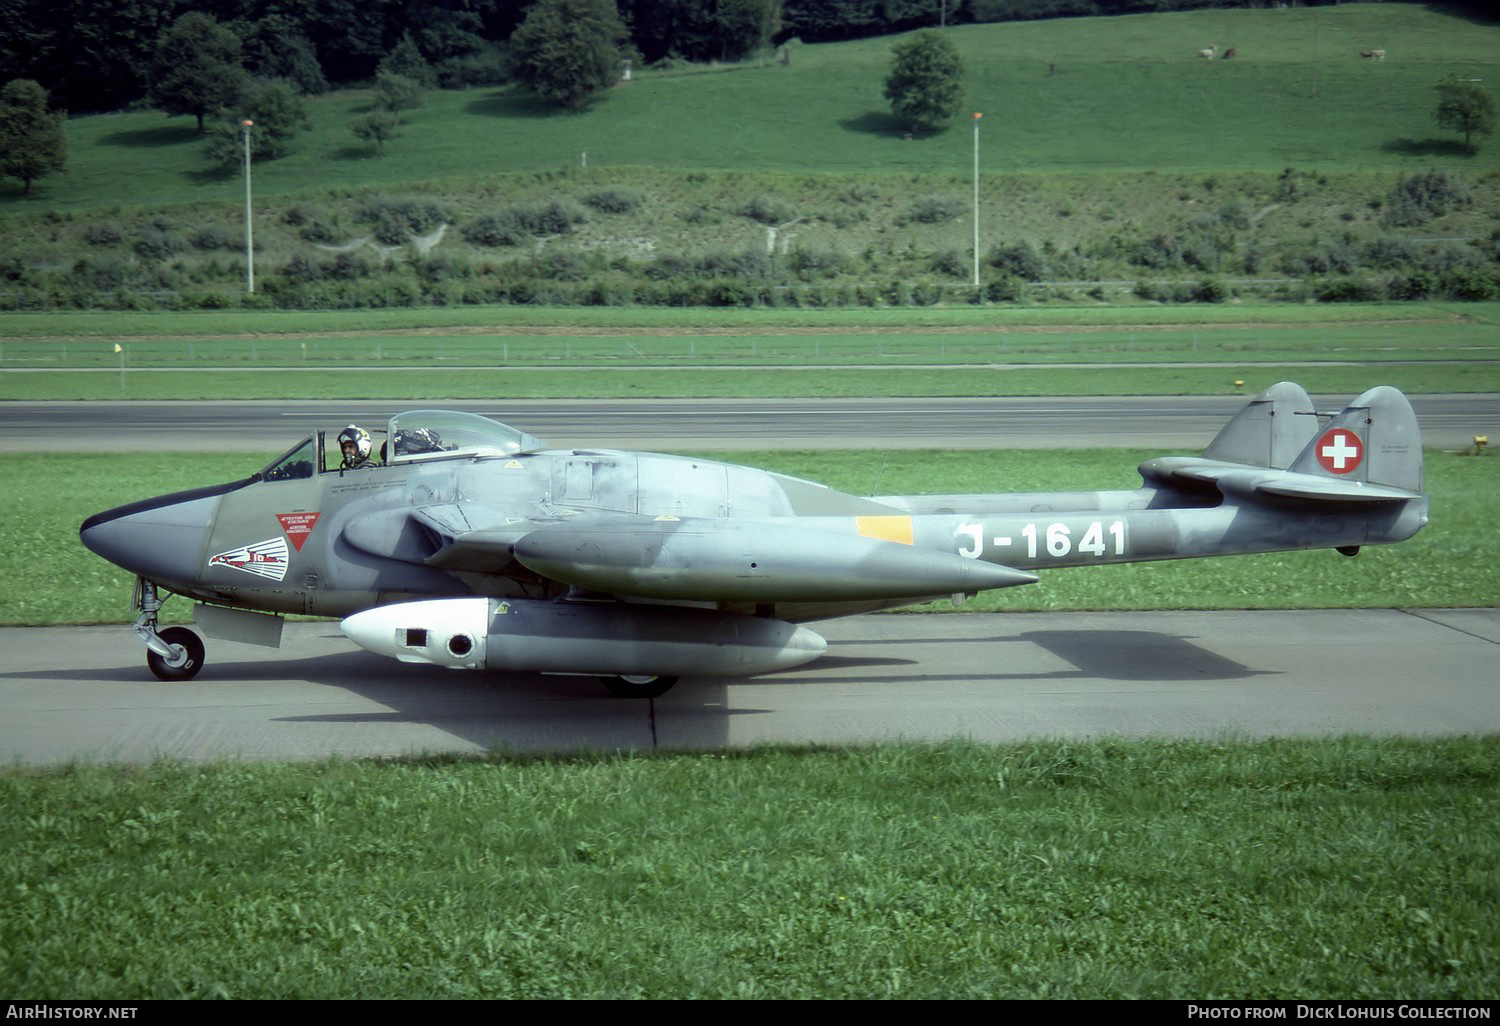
855, 515, 914, 546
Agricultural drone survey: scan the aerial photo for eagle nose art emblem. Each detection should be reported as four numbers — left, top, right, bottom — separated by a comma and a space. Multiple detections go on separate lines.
208, 537, 290, 580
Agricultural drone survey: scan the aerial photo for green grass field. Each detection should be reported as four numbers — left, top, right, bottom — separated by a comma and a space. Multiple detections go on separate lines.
3, 302, 1497, 399
9, 4, 1497, 215
4, 739, 1496, 998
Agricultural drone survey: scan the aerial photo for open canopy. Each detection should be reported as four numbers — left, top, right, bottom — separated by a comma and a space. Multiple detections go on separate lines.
258, 410, 546, 480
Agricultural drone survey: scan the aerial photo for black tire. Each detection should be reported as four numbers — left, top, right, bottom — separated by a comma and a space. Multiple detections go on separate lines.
600, 674, 679, 699
146, 626, 206, 681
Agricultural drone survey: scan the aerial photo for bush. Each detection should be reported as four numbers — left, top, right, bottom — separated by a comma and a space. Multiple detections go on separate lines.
1441, 268, 1498, 301
743, 195, 796, 226
988, 241, 1047, 281
791, 247, 856, 281
462, 214, 523, 248
511, 199, 589, 237
928, 248, 968, 278
190, 225, 237, 251
133, 230, 183, 260
584, 187, 645, 214
1129, 234, 1184, 271
1192, 278, 1229, 303
82, 222, 123, 246
1387, 271, 1439, 301
1314, 277, 1378, 303
356, 197, 451, 241
905, 195, 964, 224
1382, 169, 1473, 228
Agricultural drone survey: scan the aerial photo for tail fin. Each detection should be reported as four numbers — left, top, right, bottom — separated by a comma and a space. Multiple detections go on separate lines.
1203, 381, 1318, 468
1286, 386, 1423, 493
1140, 381, 1319, 489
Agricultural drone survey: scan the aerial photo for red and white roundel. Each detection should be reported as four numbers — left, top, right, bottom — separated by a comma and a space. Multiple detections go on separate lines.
1315, 428, 1363, 475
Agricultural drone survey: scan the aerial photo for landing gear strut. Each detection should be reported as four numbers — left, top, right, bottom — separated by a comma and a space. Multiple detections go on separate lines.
132, 578, 205, 681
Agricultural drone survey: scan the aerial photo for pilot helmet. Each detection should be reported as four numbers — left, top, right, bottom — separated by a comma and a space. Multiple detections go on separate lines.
338, 425, 372, 464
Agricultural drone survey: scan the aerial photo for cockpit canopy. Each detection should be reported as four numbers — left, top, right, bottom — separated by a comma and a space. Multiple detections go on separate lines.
387, 410, 545, 464
258, 410, 545, 481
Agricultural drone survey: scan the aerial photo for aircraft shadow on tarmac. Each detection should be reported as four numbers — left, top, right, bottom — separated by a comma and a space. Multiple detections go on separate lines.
8, 628, 1275, 756
770, 630, 1276, 685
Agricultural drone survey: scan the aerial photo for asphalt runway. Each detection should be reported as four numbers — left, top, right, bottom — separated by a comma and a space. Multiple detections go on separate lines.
5, 394, 1496, 452
3, 609, 1496, 765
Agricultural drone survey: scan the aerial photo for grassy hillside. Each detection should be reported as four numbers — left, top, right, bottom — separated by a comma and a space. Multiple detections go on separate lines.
6, 4, 1498, 213
1, 5, 1496, 311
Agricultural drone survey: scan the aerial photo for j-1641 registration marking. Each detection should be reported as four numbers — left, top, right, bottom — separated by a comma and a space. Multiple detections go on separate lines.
955, 520, 1127, 561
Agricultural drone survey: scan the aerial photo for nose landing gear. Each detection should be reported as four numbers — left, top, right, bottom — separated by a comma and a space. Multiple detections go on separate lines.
132, 578, 206, 681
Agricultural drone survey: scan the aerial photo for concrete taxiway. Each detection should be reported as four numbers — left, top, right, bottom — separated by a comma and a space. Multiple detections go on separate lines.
3, 608, 1495, 765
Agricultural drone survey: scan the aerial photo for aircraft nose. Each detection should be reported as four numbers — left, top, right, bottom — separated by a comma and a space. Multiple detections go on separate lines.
80, 490, 223, 584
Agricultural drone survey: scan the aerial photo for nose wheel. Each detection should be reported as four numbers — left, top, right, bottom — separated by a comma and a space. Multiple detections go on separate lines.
146, 626, 206, 681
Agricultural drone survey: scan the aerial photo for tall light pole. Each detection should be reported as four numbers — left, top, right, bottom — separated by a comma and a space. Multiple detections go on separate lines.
241, 119, 254, 294
972, 111, 982, 292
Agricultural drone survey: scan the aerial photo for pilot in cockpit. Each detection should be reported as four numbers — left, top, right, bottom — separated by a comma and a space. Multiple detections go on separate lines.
338, 425, 380, 470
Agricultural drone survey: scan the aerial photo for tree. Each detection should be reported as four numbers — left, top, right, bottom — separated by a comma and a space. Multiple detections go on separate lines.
883, 31, 963, 136
150, 12, 246, 134
350, 110, 401, 154
204, 79, 310, 167
0, 79, 67, 195
374, 72, 424, 117
378, 32, 437, 89
508, 0, 630, 109
1435, 74, 1495, 154
237, 16, 329, 96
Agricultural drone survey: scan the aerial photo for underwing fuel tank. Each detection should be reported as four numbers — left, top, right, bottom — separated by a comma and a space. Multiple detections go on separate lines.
340, 597, 827, 677
511, 517, 1037, 602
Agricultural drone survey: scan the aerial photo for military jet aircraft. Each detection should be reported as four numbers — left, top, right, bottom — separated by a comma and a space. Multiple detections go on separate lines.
80, 383, 1427, 697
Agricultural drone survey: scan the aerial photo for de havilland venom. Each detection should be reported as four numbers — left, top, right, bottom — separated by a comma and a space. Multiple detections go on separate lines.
80, 384, 1427, 698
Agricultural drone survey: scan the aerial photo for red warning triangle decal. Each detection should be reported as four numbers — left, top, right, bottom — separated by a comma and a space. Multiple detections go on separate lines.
276, 512, 321, 551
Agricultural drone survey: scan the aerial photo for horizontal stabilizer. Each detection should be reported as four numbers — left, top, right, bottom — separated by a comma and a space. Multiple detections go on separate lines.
1221, 472, 1424, 504
1139, 382, 1319, 491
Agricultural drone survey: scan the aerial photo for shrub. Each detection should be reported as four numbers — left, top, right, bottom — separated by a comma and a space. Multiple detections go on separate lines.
743, 195, 796, 225
300, 222, 335, 244
1382, 169, 1473, 228
1441, 268, 1498, 301
791, 247, 856, 280
357, 197, 451, 241
584, 187, 645, 214
905, 195, 964, 224
512, 199, 589, 236
1314, 277, 1378, 303
1192, 278, 1229, 303
133, 230, 183, 260
1387, 271, 1439, 301
1128, 234, 1184, 271
462, 214, 523, 248
281, 254, 322, 282
191, 225, 237, 251
988, 241, 1047, 281
82, 222, 123, 246
929, 248, 968, 278
1363, 238, 1419, 270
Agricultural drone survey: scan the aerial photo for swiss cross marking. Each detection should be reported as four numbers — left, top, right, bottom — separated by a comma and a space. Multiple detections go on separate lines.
1315, 429, 1363, 475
